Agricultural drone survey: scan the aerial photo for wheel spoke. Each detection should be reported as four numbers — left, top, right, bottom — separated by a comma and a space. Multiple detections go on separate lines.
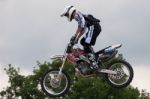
41, 69, 69, 96
107, 61, 133, 87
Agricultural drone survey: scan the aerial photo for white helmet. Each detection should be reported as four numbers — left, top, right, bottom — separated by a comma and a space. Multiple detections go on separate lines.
61, 5, 76, 21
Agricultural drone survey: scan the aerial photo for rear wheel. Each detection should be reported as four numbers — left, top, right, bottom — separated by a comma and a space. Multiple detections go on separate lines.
41, 69, 70, 97
105, 60, 134, 88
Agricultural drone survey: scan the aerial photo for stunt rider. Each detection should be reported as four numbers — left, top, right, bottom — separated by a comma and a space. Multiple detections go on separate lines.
61, 5, 102, 71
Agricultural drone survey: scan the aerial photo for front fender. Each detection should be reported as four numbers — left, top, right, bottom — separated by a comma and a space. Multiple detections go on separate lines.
50, 55, 64, 60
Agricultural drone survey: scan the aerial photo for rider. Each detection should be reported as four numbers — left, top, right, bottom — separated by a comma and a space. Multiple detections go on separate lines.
61, 5, 101, 70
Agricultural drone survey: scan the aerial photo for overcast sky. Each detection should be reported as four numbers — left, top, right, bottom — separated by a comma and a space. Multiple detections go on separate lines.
0, 0, 150, 92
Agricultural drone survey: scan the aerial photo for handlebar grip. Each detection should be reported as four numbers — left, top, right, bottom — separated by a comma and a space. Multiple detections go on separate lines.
66, 43, 73, 53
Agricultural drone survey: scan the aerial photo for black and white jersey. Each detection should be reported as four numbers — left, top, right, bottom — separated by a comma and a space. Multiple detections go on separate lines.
74, 11, 101, 46
74, 11, 87, 31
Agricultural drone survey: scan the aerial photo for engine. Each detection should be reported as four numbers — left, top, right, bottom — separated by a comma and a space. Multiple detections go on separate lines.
77, 61, 92, 75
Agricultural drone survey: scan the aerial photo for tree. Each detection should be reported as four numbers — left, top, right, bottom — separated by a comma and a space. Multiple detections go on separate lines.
0, 64, 47, 99
140, 90, 150, 99
0, 60, 150, 99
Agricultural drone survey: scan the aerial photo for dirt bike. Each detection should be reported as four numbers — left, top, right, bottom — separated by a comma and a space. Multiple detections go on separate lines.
40, 36, 134, 97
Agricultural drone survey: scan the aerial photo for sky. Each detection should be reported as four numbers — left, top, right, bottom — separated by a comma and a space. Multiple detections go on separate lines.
0, 0, 150, 92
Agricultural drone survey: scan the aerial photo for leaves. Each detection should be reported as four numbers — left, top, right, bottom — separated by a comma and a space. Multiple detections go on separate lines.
0, 60, 150, 99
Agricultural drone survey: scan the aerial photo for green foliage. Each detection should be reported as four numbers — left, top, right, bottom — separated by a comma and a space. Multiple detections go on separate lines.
140, 90, 150, 99
0, 60, 150, 99
0, 64, 47, 99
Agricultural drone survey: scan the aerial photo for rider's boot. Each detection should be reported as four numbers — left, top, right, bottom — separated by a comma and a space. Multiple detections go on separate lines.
88, 53, 99, 72
84, 45, 100, 72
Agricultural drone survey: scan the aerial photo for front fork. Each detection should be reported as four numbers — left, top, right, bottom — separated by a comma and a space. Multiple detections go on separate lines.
56, 55, 67, 81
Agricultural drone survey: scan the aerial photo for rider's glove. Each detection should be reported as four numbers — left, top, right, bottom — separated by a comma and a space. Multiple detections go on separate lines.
70, 36, 76, 44
74, 38, 78, 44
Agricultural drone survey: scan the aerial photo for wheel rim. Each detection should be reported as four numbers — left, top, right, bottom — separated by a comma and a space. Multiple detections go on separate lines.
43, 71, 68, 95
108, 63, 130, 86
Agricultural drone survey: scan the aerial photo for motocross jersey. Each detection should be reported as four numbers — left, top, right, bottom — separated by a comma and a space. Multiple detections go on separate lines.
74, 11, 101, 46
74, 11, 87, 32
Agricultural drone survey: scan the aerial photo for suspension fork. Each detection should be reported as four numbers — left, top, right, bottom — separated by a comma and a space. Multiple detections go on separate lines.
56, 55, 67, 81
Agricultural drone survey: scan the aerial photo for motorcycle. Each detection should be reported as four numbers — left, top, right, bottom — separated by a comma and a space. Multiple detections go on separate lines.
40, 36, 134, 97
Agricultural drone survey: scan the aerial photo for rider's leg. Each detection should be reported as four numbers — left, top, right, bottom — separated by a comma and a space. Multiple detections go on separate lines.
81, 41, 92, 53
80, 24, 101, 70
80, 38, 99, 70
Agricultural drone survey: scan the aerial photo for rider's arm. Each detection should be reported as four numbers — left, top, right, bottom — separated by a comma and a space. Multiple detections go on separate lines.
74, 12, 85, 40
75, 26, 84, 40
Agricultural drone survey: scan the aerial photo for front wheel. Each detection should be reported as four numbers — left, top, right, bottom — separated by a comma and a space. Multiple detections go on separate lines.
40, 69, 71, 97
105, 60, 134, 88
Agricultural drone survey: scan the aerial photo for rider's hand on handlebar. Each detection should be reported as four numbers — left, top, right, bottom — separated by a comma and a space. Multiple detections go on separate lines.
70, 36, 77, 45
70, 36, 76, 42
74, 38, 78, 44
